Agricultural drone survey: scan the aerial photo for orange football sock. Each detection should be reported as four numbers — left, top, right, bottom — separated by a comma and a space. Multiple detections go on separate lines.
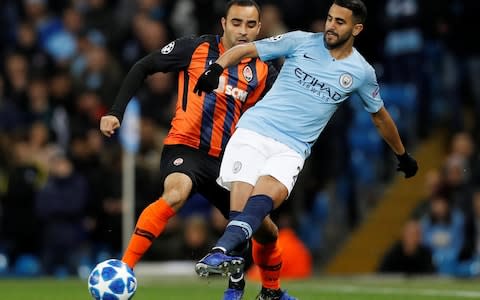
122, 198, 175, 268
252, 239, 282, 290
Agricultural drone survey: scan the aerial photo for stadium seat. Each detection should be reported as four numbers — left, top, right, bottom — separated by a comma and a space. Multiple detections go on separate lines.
380, 83, 418, 144
53, 265, 69, 279
381, 83, 417, 111
349, 150, 376, 184
347, 127, 383, 156
13, 254, 41, 277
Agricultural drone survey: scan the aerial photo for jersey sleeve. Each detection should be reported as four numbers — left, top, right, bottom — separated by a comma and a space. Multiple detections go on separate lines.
356, 64, 384, 113
144, 35, 199, 73
108, 36, 199, 122
254, 31, 308, 61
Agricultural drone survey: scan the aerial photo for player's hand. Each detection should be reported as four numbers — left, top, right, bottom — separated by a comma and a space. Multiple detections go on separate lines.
396, 152, 418, 178
193, 63, 224, 96
100, 115, 120, 137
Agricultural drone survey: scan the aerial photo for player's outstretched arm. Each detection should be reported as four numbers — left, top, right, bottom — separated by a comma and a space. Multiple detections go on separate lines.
216, 42, 259, 69
194, 43, 259, 96
100, 52, 165, 136
370, 106, 418, 178
98, 60, 149, 137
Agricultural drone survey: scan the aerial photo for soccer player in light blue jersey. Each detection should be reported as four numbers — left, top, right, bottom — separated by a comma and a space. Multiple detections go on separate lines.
193, 1, 418, 298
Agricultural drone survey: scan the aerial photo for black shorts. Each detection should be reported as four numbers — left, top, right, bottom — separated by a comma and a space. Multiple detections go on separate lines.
159, 144, 230, 218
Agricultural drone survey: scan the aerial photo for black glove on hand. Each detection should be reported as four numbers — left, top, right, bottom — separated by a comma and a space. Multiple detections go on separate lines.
396, 152, 418, 178
193, 63, 224, 96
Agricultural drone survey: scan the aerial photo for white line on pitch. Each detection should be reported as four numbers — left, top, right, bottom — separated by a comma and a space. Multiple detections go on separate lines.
313, 284, 480, 298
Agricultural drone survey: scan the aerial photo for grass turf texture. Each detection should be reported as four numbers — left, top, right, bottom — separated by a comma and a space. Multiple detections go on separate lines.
1, 276, 480, 299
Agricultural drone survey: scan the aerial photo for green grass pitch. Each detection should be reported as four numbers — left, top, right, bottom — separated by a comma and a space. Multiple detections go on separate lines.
2, 276, 480, 299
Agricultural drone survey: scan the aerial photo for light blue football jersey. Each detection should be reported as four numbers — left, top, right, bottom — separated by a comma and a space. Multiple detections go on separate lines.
236, 31, 384, 158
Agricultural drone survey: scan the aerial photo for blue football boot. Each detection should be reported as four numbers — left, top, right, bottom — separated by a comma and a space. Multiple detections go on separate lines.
222, 288, 244, 300
195, 250, 245, 277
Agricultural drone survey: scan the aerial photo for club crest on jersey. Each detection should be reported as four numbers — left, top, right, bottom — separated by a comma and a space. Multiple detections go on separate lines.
339, 73, 353, 89
232, 161, 242, 174
243, 66, 253, 82
173, 157, 184, 166
161, 41, 175, 54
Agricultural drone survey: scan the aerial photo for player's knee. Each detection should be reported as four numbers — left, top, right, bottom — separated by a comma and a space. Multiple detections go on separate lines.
162, 188, 189, 209
161, 173, 193, 209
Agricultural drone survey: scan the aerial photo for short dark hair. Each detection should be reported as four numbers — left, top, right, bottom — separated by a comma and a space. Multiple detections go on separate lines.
333, 0, 367, 24
225, 0, 261, 18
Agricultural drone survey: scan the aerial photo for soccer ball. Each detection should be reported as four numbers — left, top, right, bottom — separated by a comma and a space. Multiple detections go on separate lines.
88, 259, 137, 300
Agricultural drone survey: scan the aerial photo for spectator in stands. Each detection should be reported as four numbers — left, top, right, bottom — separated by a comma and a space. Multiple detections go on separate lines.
75, 44, 123, 108
71, 90, 107, 134
178, 214, 216, 261
82, 0, 117, 44
379, 219, 435, 275
0, 73, 27, 132
452, 189, 480, 277
448, 131, 480, 190
1, 139, 43, 264
136, 70, 176, 128
48, 68, 73, 149
257, 4, 287, 39
443, 154, 473, 213
22, 0, 63, 51
420, 191, 465, 275
27, 122, 58, 172
14, 21, 53, 72
411, 168, 444, 219
83, 143, 124, 258
26, 78, 52, 125
120, 14, 171, 68
3, 52, 29, 116
459, 190, 480, 262
35, 148, 91, 275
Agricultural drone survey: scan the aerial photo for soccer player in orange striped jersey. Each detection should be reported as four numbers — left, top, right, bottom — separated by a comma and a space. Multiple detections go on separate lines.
100, 1, 291, 299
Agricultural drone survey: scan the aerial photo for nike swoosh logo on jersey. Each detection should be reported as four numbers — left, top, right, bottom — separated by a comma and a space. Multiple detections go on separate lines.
303, 53, 315, 60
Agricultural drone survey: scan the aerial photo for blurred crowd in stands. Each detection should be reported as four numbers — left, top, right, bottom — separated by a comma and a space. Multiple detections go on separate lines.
0, 0, 479, 278
379, 131, 480, 277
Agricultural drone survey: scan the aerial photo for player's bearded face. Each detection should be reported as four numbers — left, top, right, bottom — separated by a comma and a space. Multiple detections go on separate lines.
323, 28, 352, 49
324, 4, 357, 49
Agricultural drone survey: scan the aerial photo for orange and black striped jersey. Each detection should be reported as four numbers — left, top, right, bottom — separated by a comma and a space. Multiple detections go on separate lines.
109, 35, 277, 157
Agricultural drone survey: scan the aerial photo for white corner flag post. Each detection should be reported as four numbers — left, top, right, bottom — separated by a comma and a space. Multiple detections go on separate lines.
119, 98, 140, 252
